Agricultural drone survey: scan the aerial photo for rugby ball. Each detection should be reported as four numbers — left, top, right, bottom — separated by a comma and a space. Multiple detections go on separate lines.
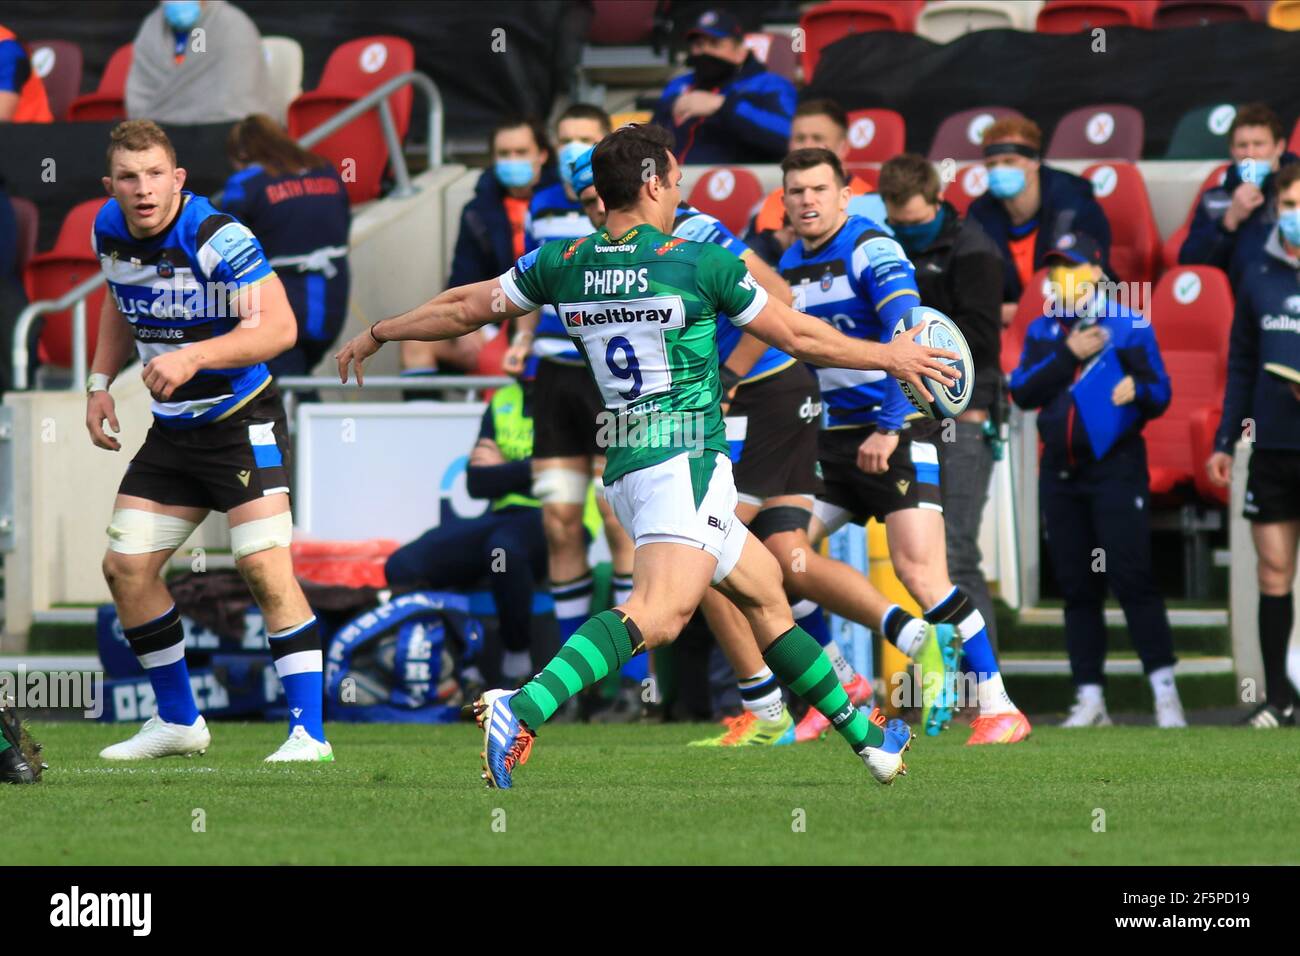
890, 307, 973, 420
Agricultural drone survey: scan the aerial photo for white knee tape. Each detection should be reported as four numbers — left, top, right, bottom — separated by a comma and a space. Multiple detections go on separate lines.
106, 509, 198, 555
230, 511, 294, 560
532, 468, 588, 505
811, 497, 852, 539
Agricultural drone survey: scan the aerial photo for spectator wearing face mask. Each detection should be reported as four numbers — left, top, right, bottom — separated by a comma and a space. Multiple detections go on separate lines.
651, 9, 796, 165
127, 1, 276, 125
400, 115, 554, 382
967, 117, 1112, 326
878, 153, 1005, 648
0, 24, 53, 122
1179, 103, 1300, 289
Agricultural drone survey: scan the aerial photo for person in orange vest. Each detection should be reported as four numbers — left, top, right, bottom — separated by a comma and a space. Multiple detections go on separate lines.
745, 98, 885, 266
0, 26, 53, 123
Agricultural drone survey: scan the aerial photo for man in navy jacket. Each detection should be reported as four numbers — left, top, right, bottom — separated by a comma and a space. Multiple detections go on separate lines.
1179, 103, 1299, 290
1010, 232, 1183, 729
652, 10, 795, 165
1207, 163, 1300, 727
967, 117, 1112, 325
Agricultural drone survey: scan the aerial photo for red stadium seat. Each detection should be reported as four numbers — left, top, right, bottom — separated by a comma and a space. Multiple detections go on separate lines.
1082, 162, 1159, 284
927, 106, 1024, 161
9, 197, 39, 274
1190, 405, 1227, 505
288, 36, 415, 205
941, 162, 989, 215
844, 109, 906, 165
687, 167, 765, 236
844, 164, 881, 189
1160, 162, 1229, 273
587, 0, 658, 44
1036, 0, 1154, 31
1153, 0, 1265, 28
29, 40, 83, 122
744, 32, 799, 83
1143, 266, 1233, 496
1046, 104, 1145, 162
66, 43, 131, 122
23, 199, 108, 372
1286, 116, 1300, 156
799, 1, 924, 82
1002, 268, 1052, 376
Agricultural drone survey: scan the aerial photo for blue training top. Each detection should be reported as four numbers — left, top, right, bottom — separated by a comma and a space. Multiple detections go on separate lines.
94, 191, 277, 428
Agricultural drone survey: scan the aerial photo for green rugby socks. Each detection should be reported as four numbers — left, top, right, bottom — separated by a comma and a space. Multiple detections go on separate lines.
511, 610, 641, 728
763, 626, 883, 750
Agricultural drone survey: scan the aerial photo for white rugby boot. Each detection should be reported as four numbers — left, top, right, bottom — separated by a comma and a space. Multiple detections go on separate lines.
100, 715, 211, 759
1060, 687, 1112, 727
264, 725, 334, 763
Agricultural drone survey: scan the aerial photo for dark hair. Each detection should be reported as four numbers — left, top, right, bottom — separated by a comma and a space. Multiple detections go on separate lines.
794, 98, 848, 135
1230, 103, 1285, 144
592, 123, 675, 211
107, 119, 176, 171
781, 147, 846, 188
227, 114, 331, 178
491, 115, 552, 163
558, 103, 612, 136
1275, 162, 1300, 194
878, 153, 941, 207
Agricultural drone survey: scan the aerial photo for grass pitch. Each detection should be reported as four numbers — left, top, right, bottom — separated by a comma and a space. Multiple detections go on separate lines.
4, 720, 1296, 866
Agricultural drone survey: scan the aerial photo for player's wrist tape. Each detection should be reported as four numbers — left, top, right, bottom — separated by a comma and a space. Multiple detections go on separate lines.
720, 366, 741, 393
86, 373, 111, 395
369, 322, 384, 345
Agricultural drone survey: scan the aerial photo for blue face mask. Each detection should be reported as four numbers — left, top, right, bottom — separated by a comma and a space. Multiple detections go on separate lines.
1279, 209, 1300, 247
163, 1, 202, 31
890, 208, 945, 254
988, 165, 1027, 200
558, 141, 591, 190
1238, 158, 1273, 187
495, 159, 535, 190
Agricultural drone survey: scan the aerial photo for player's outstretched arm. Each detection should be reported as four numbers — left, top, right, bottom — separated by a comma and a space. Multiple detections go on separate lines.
744, 296, 958, 402
86, 294, 138, 451
336, 278, 526, 386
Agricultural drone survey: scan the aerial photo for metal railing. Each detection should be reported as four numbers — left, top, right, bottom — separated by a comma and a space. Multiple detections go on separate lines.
11, 70, 444, 392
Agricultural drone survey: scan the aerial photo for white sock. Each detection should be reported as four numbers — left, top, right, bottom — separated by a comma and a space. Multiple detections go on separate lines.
612, 573, 634, 608
978, 671, 1017, 715
738, 669, 785, 722
1148, 666, 1178, 700
501, 650, 531, 683
1077, 683, 1105, 704
896, 618, 927, 659
824, 641, 856, 684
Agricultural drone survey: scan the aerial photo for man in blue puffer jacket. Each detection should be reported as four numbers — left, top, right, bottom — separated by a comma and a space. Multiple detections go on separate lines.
1010, 232, 1184, 730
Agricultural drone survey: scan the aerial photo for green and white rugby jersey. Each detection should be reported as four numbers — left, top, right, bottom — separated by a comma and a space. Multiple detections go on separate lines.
499, 223, 768, 483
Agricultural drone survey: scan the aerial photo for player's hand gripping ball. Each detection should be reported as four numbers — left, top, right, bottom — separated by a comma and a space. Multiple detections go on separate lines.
891, 307, 973, 419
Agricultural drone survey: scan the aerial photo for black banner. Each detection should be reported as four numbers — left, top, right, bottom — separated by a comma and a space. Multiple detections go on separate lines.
808, 21, 1300, 158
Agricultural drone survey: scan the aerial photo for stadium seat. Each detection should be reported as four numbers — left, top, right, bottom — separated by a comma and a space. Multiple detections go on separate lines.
1160, 162, 1229, 272
1153, 0, 1265, 27
941, 161, 989, 214
29, 39, 83, 122
844, 164, 881, 189
261, 36, 303, 126
22, 199, 108, 372
687, 167, 765, 236
844, 109, 906, 165
1143, 266, 1233, 496
1287, 116, 1300, 156
9, 197, 39, 275
1269, 0, 1300, 28
66, 42, 131, 122
927, 106, 1024, 161
287, 36, 415, 205
1082, 162, 1159, 284
799, 1, 925, 82
587, 0, 657, 44
1046, 104, 1144, 162
1035, 0, 1154, 32
1190, 405, 1227, 504
915, 1, 1044, 42
1002, 268, 1051, 376
744, 32, 799, 83
1163, 103, 1237, 159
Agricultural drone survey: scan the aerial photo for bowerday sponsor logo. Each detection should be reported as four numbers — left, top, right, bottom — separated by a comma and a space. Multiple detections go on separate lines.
0, 667, 103, 719
50, 886, 152, 936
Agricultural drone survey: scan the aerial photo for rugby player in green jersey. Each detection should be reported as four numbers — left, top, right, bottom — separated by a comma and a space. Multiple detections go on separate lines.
336, 125, 958, 789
